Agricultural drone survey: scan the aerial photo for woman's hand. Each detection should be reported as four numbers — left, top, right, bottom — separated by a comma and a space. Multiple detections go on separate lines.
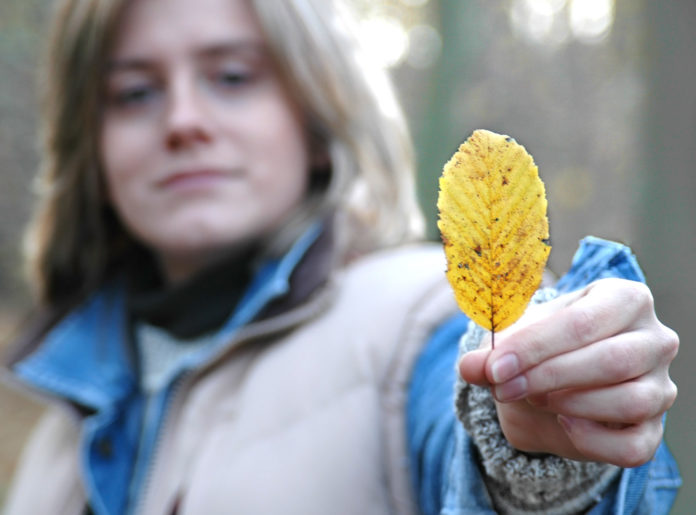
458, 278, 679, 467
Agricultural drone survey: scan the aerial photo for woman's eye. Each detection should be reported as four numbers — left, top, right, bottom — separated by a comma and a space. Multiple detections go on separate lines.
217, 70, 250, 87
109, 85, 156, 107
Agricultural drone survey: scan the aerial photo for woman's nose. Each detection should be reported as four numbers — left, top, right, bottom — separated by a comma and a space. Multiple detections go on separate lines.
164, 75, 212, 151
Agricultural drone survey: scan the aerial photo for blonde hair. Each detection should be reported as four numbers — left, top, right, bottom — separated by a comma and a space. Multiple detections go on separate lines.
25, 0, 425, 306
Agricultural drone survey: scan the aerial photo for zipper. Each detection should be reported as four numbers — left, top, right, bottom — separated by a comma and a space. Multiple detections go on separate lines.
127, 374, 187, 515
122, 223, 325, 512
120, 292, 332, 514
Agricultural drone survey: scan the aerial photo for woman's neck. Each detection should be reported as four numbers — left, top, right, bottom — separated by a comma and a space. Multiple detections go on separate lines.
126, 245, 258, 339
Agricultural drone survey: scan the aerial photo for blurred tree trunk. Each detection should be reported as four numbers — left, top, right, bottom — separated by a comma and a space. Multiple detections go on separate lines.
414, 0, 477, 240
636, 3, 696, 514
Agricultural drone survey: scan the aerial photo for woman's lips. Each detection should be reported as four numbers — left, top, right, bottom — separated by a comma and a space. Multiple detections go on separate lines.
158, 169, 233, 190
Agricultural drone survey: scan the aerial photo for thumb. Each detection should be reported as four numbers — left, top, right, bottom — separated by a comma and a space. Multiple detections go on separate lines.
458, 348, 492, 386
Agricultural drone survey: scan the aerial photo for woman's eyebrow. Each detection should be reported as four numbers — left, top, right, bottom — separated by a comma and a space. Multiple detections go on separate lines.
106, 57, 155, 74
196, 41, 267, 60
106, 41, 268, 72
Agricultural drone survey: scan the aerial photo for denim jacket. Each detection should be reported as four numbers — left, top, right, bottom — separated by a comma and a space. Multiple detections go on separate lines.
408, 236, 681, 514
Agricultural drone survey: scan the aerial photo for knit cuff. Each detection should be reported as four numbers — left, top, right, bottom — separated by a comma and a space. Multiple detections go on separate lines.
455, 289, 621, 515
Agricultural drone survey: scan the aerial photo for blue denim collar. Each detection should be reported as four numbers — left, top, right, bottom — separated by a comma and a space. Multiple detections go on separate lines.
11, 221, 324, 411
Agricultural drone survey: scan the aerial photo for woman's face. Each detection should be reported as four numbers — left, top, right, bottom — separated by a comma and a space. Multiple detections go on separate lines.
101, 0, 310, 282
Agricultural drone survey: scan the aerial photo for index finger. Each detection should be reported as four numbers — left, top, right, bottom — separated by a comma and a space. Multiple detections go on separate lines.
485, 279, 652, 384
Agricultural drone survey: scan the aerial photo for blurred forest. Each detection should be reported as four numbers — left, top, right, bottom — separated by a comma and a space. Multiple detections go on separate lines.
1, 0, 694, 512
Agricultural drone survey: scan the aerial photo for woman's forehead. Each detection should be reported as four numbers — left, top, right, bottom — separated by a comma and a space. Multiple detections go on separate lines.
111, 0, 266, 58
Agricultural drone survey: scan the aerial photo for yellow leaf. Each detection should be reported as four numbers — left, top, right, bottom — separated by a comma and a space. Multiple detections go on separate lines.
437, 129, 551, 336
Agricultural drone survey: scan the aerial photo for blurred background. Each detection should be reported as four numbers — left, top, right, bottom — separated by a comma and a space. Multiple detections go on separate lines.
1, 0, 694, 511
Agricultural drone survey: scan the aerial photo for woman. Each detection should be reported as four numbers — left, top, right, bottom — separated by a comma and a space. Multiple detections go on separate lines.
3, 0, 680, 513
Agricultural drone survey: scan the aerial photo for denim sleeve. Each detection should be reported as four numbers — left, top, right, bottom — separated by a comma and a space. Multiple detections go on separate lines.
407, 236, 681, 514
407, 313, 470, 515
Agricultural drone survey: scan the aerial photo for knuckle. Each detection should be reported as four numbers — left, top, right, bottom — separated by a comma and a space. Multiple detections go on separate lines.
612, 280, 655, 323
623, 280, 653, 311
598, 277, 651, 309
617, 445, 649, 469
665, 379, 678, 410
620, 384, 659, 421
616, 424, 662, 468
534, 364, 561, 392
659, 326, 680, 361
511, 326, 547, 367
631, 280, 653, 305
569, 306, 596, 345
602, 341, 636, 380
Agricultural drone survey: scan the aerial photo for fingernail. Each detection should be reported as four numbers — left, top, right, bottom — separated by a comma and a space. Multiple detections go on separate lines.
494, 375, 527, 402
491, 354, 520, 383
558, 415, 574, 434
